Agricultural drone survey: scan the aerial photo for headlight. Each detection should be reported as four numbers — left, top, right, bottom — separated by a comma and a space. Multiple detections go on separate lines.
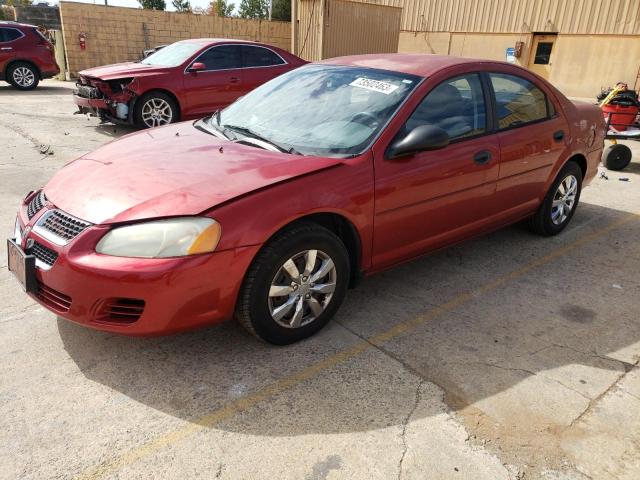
96, 217, 221, 258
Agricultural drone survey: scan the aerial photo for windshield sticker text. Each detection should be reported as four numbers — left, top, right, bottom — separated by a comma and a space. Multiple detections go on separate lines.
349, 78, 399, 95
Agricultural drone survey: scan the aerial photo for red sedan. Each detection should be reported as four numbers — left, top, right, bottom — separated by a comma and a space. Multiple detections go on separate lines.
10, 54, 605, 344
73, 38, 305, 128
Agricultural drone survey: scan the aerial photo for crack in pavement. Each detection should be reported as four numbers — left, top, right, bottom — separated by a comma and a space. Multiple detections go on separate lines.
398, 379, 425, 480
566, 360, 640, 431
530, 342, 637, 370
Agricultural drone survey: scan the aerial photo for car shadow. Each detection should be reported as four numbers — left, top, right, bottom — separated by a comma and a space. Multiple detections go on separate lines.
58, 201, 640, 437
0, 84, 72, 95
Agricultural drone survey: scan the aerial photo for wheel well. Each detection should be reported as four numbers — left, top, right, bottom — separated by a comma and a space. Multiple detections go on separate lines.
136, 89, 181, 120
280, 213, 363, 288
567, 154, 587, 179
5, 60, 41, 79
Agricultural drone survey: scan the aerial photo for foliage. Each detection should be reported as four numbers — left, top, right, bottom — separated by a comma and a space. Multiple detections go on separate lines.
138, 0, 166, 10
237, 0, 268, 19
172, 0, 191, 12
5, 0, 33, 6
271, 0, 290, 21
208, 0, 234, 17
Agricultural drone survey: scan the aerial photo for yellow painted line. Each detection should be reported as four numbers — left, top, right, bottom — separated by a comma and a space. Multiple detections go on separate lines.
76, 212, 638, 480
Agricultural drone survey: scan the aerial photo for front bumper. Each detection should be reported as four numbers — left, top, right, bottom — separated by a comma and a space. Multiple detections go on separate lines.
14, 204, 259, 336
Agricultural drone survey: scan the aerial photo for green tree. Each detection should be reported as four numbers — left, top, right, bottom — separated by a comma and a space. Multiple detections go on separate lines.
271, 0, 290, 21
237, 0, 268, 19
209, 0, 234, 17
138, 0, 166, 10
6, 0, 33, 6
172, 0, 191, 12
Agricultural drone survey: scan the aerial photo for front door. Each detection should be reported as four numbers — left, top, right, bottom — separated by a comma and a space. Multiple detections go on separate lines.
183, 44, 245, 117
528, 34, 557, 80
372, 73, 500, 270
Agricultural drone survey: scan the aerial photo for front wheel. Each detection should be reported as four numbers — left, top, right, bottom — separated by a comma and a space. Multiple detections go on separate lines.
134, 92, 178, 128
235, 224, 350, 345
528, 161, 583, 236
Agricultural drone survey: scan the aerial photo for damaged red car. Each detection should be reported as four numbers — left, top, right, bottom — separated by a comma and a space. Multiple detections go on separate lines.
73, 38, 305, 128
10, 55, 605, 345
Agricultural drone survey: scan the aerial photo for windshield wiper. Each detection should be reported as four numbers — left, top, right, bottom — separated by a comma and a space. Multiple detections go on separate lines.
223, 124, 301, 155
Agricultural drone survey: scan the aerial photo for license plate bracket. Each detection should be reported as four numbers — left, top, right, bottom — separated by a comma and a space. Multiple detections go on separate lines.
7, 238, 37, 293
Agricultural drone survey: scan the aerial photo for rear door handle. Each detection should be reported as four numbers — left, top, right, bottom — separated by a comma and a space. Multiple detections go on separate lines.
1, 47, 12, 51
473, 150, 492, 165
229, 77, 240, 84
553, 130, 564, 142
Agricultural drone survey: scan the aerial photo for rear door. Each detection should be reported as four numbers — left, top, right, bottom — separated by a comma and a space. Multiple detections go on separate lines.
488, 72, 569, 220
0, 27, 21, 77
183, 44, 244, 116
239, 45, 290, 92
372, 73, 501, 269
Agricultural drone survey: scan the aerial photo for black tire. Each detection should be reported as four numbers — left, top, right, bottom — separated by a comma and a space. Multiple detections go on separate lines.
7, 62, 39, 90
528, 161, 583, 236
236, 223, 350, 345
133, 91, 178, 128
602, 144, 632, 171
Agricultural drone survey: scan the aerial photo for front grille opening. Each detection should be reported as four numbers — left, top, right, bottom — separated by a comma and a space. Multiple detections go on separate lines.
27, 191, 46, 219
40, 210, 91, 242
96, 298, 145, 324
37, 282, 72, 313
31, 241, 58, 267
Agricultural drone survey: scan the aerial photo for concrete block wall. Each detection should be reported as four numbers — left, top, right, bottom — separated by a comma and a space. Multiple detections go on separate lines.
59, 1, 291, 76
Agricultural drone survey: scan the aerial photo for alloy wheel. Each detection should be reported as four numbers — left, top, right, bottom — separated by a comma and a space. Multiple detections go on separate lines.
268, 249, 337, 329
13, 67, 35, 88
141, 98, 173, 127
551, 174, 578, 225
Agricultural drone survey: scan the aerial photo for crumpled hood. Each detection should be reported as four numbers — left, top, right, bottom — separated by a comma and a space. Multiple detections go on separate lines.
79, 62, 168, 81
44, 122, 342, 224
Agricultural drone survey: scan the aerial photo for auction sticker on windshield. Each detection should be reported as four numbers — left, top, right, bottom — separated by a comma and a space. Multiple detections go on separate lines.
349, 77, 399, 95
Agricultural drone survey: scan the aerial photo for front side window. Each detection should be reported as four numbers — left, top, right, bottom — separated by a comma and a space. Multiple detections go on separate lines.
141, 41, 207, 67
405, 74, 486, 141
0, 28, 23, 43
194, 45, 242, 71
241, 46, 285, 68
490, 73, 548, 129
206, 64, 420, 157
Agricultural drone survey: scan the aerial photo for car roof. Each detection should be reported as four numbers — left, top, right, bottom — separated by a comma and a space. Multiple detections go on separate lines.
179, 38, 271, 46
320, 53, 510, 78
0, 21, 35, 29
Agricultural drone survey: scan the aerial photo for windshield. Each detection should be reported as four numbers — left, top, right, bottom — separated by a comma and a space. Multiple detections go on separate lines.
210, 64, 421, 157
141, 42, 204, 67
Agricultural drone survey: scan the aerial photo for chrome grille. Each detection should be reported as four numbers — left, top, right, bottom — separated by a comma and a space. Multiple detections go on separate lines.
27, 191, 46, 219
31, 241, 58, 267
38, 210, 91, 243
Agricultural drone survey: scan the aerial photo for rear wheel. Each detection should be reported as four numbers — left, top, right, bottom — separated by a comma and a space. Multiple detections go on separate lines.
8, 62, 39, 90
528, 161, 582, 236
236, 224, 350, 345
134, 91, 178, 128
602, 143, 632, 171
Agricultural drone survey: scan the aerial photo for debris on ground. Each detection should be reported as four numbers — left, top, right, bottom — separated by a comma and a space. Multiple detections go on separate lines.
619, 177, 630, 181
600, 172, 609, 180
38, 144, 54, 155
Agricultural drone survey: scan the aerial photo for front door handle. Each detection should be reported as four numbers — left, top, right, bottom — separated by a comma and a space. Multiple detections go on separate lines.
473, 150, 492, 165
553, 130, 564, 142
1, 47, 12, 51
229, 77, 240, 84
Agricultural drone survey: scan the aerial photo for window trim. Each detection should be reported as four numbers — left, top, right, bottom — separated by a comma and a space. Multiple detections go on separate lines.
183, 43, 288, 75
0, 27, 26, 44
485, 71, 555, 133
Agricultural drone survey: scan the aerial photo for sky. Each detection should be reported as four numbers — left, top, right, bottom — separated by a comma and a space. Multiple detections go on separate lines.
47, 0, 235, 12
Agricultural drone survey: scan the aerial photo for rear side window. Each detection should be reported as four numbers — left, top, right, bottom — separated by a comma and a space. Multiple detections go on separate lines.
490, 73, 549, 129
405, 73, 486, 141
195, 45, 242, 71
241, 46, 285, 68
0, 28, 24, 42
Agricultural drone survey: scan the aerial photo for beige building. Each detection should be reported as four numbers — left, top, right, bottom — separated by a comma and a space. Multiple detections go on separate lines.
293, 0, 640, 98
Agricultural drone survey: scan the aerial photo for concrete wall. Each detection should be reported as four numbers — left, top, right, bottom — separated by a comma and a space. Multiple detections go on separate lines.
398, 31, 640, 98
59, 1, 291, 77
14, 6, 61, 30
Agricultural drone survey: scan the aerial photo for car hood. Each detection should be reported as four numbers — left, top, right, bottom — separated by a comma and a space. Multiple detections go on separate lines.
43, 122, 342, 225
79, 62, 168, 80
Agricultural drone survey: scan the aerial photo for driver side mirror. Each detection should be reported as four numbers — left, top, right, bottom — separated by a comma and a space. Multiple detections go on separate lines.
188, 62, 206, 73
386, 125, 449, 159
